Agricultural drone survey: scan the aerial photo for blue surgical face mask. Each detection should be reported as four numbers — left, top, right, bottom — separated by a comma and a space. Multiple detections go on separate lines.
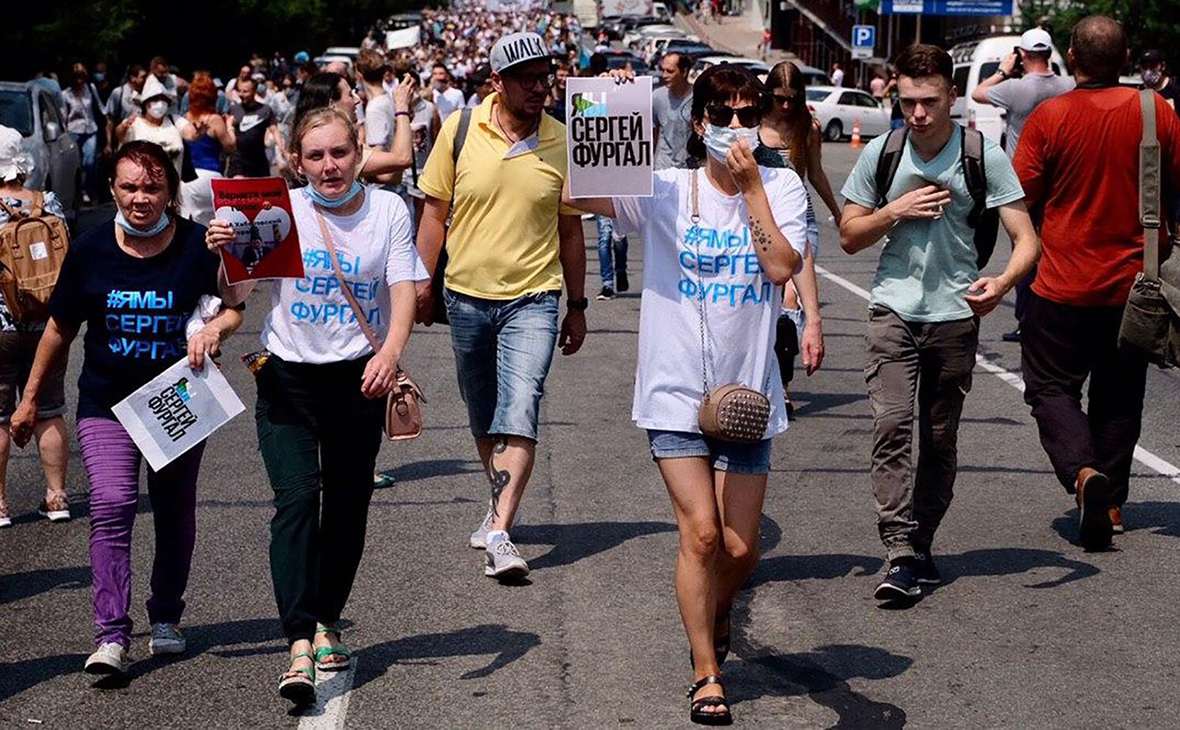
703, 124, 760, 163
305, 180, 363, 209
115, 208, 171, 237
93, 72, 106, 83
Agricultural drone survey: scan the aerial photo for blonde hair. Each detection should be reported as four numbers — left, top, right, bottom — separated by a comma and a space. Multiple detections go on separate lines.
289, 106, 358, 155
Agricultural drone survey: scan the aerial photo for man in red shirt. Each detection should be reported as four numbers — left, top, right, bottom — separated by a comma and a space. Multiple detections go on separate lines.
1015, 15, 1180, 551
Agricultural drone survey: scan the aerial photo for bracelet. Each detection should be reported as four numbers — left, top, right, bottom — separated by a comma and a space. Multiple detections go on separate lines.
395, 110, 412, 118
996, 70, 1008, 80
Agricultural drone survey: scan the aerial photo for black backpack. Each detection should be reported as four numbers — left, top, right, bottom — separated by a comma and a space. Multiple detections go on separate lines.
428, 108, 473, 325
873, 125, 1000, 269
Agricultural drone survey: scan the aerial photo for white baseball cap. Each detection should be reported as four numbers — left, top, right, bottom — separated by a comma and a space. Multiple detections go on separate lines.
489, 32, 550, 74
1019, 28, 1053, 53
0, 126, 33, 183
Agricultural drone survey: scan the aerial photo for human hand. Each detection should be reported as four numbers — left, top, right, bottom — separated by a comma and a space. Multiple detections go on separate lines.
801, 322, 824, 376
602, 68, 634, 83
999, 52, 1018, 76
392, 74, 416, 113
885, 185, 952, 222
414, 280, 434, 325
205, 219, 236, 252
558, 309, 586, 355
187, 325, 222, 370
965, 276, 1007, 316
361, 350, 399, 398
9, 400, 36, 449
726, 139, 762, 195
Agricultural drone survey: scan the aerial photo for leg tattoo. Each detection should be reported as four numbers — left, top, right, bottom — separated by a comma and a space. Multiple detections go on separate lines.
487, 437, 510, 518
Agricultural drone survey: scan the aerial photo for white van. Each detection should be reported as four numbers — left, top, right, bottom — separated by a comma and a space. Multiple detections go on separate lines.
949, 35, 1069, 145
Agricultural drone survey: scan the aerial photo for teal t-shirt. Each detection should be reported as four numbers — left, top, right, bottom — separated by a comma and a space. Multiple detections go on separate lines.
841, 128, 1025, 322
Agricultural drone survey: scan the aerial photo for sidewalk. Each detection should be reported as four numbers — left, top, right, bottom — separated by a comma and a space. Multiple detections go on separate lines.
678, 2, 795, 63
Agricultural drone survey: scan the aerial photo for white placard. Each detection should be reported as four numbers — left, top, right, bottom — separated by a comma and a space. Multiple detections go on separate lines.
566, 76, 654, 198
110, 358, 246, 471
386, 27, 421, 50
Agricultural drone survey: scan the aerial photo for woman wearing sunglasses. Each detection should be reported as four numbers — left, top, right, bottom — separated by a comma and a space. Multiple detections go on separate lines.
566, 65, 807, 725
756, 61, 842, 414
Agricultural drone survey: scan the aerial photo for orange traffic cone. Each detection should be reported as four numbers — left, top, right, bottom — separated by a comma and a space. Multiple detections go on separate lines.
851, 118, 862, 148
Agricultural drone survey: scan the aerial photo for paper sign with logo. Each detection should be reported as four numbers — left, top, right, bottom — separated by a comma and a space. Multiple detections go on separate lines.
211, 177, 306, 284
566, 77, 654, 198
110, 358, 246, 472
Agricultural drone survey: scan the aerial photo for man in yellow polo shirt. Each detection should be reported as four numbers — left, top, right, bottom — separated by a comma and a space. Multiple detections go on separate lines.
416, 31, 588, 582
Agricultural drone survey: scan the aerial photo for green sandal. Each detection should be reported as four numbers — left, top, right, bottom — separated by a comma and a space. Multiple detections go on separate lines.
278, 651, 316, 705
314, 627, 352, 672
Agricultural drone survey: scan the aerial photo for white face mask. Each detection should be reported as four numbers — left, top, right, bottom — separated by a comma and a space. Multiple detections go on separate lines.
703, 124, 759, 163
146, 100, 169, 119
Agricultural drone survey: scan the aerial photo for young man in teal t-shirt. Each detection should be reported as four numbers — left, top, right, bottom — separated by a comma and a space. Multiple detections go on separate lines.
839, 44, 1040, 603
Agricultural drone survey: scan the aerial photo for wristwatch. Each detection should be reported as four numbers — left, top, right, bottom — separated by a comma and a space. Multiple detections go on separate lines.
996, 70, 1009, 80
567, 297, 589, 311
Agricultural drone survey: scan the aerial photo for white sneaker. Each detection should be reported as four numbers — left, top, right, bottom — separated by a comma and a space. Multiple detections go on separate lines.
469, 501, 521, 549
149, 623, 186, 655
484, 532, 529, 580
38, 495, 71, 523
84, 642, 130, 675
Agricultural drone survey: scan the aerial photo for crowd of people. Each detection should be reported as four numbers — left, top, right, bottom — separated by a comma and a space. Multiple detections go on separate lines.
0, 5, 1175, 726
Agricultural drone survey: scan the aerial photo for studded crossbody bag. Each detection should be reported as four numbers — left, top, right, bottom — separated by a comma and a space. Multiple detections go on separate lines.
688, 169, 772, 443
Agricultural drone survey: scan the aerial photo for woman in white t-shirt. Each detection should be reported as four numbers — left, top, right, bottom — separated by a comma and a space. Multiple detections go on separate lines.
205, 107, 427, 708
115, 75, 187, 178
566, 65, 807, 725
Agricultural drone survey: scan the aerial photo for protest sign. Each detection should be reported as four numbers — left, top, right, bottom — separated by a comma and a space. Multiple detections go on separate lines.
110, 358, 246, 472
211, 177, 305, 284
566, 77, 653, 198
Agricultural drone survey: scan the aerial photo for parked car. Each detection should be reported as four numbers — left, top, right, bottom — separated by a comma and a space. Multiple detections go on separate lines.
322, 46, 362, 61
623, 23, 683, 51
600, 51, 655, 79
688, 56, 771, 83
793, 63, 832, 87
949, 35, 1069, 144
805, 86, 890, 142
649, 43, 728, 69
0, 81, 80, 225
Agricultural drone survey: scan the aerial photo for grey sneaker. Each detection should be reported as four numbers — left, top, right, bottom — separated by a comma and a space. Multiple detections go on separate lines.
484, 535, 529, 580
149, 623, 186, 655
84, 642, 130, 675
469, 501, 521, 549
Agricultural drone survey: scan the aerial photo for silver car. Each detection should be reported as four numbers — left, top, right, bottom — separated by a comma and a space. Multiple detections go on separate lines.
0, 81, 81, 226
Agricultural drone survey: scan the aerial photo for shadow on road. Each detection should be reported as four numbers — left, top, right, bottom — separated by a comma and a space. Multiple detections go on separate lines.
0, 566, 90, 607
375, 458, 482, 486
935, 548, 1098, 589
353, 624, 540, 687
1122, 501, 1180, 538
512, 520, 677, 571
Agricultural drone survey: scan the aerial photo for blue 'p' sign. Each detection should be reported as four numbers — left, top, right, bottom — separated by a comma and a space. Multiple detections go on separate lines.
852, 25, 876, 49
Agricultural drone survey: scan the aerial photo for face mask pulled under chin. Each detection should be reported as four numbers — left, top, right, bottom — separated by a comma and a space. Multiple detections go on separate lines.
703, 124, 760, 163
146, 101, 169, 119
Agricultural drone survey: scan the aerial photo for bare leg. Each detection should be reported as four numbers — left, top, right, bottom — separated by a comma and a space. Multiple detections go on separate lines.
33, 416, 68, 500
712, 471, 769, 614
482, 435, 535, 532
0, 424, 10, 517
658, 456, 728, 717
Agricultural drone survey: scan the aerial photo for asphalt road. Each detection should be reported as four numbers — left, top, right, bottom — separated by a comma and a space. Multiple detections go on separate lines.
3, 144, 1180, 729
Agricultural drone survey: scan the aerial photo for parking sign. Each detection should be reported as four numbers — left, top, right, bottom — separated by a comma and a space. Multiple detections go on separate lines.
852, 25, 876, 49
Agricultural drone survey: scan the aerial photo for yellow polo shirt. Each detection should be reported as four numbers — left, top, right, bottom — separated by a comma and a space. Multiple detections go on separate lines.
418, 93, 581, 300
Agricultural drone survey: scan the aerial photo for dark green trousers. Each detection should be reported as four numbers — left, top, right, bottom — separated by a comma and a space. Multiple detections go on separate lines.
255, 355, 384, 644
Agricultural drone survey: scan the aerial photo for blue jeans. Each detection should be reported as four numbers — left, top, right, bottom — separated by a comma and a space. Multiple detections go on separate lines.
71, 131, 97, 199
444, 288, 560, 441
646, 430, 773, 475
595, 215, 628, 288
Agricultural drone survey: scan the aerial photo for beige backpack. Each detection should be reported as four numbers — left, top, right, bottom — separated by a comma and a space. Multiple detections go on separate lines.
0, 193, 69, 323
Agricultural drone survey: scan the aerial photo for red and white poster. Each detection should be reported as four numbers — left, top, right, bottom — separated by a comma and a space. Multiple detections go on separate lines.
210, 177, 305, 284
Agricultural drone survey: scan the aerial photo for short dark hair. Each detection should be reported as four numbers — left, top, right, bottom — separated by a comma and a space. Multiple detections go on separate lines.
589, 53, 608, 75
1071, 15, 1126, 81
686, 64, 766, 160
110, 141, 180, 212
663, 52, 691, 74
894, 43, 953, 86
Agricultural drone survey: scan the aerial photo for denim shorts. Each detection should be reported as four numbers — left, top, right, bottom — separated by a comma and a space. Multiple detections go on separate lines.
646, 429, 773, 475
445, 288, 560, 441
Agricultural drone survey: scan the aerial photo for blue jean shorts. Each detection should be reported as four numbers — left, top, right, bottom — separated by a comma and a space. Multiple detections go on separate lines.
445, 288, 560, 441
646, 429, 773, 475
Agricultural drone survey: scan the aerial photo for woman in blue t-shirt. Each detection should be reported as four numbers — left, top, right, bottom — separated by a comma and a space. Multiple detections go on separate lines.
10, 140, 245, 678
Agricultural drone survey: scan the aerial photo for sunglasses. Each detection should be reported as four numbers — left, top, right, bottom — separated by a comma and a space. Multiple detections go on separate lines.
772, 92, 799, 105
705, 104, 761, 128
507, 71, 556, 90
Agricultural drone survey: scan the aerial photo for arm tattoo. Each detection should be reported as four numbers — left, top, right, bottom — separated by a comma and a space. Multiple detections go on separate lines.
487, 437, 510, 517
750, 218, 772, 253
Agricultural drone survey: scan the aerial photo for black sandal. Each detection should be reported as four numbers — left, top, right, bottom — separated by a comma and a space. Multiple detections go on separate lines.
687, 674, 733, 726
689, 610, 733, 669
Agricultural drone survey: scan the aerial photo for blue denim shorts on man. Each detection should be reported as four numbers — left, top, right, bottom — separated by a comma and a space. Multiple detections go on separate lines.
445, 288, 560, 441
646, 430, 773, 475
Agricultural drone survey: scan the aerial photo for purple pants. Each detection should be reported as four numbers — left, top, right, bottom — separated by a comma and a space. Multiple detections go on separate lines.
77, 417, 205, 648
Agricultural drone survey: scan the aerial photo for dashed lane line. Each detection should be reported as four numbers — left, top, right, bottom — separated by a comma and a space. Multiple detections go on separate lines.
297, 659, 356, 730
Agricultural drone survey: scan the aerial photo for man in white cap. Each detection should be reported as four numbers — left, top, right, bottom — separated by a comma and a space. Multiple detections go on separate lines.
971, 27, 1074, 342
415, 32, 587, 582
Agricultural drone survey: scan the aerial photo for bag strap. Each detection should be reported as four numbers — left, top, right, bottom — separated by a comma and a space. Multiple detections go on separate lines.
449, 108, 472, 204
0, 198, 19, 219
314, 205, 383, 354
961, 126, 988, 229
1140, 89, 1162, 281
690, 169, 710, 395
874, 127, 908, 208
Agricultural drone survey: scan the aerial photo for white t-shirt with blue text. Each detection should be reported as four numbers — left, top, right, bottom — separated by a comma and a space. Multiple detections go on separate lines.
262, 187, 428, 364
613, 167, 809, 438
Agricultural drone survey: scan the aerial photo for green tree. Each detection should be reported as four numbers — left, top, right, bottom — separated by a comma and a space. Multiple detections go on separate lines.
1020, 0, 1180, 69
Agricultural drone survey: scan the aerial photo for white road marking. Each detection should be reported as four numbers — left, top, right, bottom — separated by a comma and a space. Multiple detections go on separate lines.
815, 264, 1180, 486
298, 659, 357, 730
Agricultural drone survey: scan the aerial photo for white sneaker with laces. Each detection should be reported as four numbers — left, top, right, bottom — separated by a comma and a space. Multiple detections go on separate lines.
469, 501, 520, 549
484, 532, 529, 580
150, 623, 186, 655
84, 642, 130, 675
